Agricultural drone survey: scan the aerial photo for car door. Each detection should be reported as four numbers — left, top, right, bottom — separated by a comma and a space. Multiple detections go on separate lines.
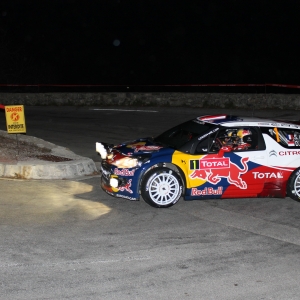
184, 126, 268, 199
258, 126, 300, 197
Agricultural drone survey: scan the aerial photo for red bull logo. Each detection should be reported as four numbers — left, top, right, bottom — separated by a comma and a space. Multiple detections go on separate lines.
133, 145, 162, 152
190, 157, 249, 189
126, 142, 162, 153
114, 168, 136, 176
118, 179, 133, 193
191, 186, 223, 196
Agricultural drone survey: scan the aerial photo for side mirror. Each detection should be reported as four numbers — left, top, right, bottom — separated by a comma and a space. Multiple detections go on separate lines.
218, 146, 232, 157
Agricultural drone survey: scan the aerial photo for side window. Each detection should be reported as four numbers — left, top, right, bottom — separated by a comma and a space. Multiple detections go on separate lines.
195, 136, 212, 154
268, 127, 300, 148
210, 127, 259, 152
194, 128, 220, 154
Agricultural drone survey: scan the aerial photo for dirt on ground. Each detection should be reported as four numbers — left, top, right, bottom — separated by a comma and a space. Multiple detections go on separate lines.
0, 135, 72, 163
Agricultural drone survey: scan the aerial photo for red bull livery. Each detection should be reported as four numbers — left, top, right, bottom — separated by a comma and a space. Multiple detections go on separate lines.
96, 114, 300, 208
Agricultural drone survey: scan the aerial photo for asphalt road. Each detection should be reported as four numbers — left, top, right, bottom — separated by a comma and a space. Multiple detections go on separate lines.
1, 106, 300, 299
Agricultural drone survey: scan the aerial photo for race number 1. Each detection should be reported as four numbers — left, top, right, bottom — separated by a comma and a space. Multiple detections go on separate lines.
190, 159, 200, 170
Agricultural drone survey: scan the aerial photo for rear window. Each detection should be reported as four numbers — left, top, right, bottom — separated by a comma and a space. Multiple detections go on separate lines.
267, 127, 300, 148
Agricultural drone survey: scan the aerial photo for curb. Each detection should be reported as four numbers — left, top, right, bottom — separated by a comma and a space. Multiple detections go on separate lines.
0, 130, 98, 179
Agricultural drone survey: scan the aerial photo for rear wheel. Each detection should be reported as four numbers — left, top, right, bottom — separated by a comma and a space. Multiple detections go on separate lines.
141, 167, 182, 208
287, 168, 300, 201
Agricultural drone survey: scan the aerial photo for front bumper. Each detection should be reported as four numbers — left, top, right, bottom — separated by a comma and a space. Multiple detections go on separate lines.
99, 163, 140, 201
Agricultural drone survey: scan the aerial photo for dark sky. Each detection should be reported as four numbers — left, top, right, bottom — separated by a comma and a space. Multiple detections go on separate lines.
1, 0, 300, 87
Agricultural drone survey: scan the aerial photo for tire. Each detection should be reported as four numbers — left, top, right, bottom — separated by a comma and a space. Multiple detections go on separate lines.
287, 168, 300, 201
141, 167, 183, 208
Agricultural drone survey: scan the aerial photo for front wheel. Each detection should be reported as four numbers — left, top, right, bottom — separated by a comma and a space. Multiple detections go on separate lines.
287, 168, 300, 201
141, 167, 183, 208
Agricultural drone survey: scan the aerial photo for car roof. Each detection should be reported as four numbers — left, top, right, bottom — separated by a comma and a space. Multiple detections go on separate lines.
197, 114, 300, 129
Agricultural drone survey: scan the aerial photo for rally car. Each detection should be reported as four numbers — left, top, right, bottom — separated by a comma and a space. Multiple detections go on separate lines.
96, 114, 300, 208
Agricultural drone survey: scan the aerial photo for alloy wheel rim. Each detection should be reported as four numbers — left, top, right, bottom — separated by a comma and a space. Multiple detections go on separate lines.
294, 174, 300, 197
148, 173, 180, 205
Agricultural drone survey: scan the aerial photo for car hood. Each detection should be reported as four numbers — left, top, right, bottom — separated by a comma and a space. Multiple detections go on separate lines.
114, 138, 166, 156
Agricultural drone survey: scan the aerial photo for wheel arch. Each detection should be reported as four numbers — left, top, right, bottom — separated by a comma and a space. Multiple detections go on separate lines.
287, 167, 300, 201
138, 162, 186, 195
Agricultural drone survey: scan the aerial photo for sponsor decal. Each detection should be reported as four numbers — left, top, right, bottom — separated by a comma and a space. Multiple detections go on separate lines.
118, 179, 133, 194
252, 172, 283, 179
133, 145, 162, 152
126, 142, 162, 153
114, 168, 135, 176
190, 158, 230, 170
201, 158, 229, 169
269, 150, 300, 156
190, 156, 249, 189
198, 128, 219, 140
115, 194, 137, 200
191, 187, 223, 196
279, 150, 300, 156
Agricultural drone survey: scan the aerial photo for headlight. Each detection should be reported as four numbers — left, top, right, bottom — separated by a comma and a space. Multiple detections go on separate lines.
112, 155, 151, 168
110, 177, 119, 188
113, 157, 138, 168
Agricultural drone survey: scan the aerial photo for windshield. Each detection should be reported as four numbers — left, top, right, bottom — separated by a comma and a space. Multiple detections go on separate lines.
154, 119, 215, 149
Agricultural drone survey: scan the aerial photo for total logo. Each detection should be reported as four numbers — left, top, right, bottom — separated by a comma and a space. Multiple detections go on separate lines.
190, 156, 249, 189
252, 172, 283, 179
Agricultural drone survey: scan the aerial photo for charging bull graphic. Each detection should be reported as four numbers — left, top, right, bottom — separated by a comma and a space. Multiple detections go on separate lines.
190, 156, 249, 189
118, 179, 133, 194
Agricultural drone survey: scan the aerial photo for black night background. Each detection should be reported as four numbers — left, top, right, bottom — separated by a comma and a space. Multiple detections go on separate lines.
1, 0, 300, 91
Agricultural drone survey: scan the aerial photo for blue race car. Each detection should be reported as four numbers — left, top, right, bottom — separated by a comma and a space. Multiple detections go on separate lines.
96, 114, 300, 208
